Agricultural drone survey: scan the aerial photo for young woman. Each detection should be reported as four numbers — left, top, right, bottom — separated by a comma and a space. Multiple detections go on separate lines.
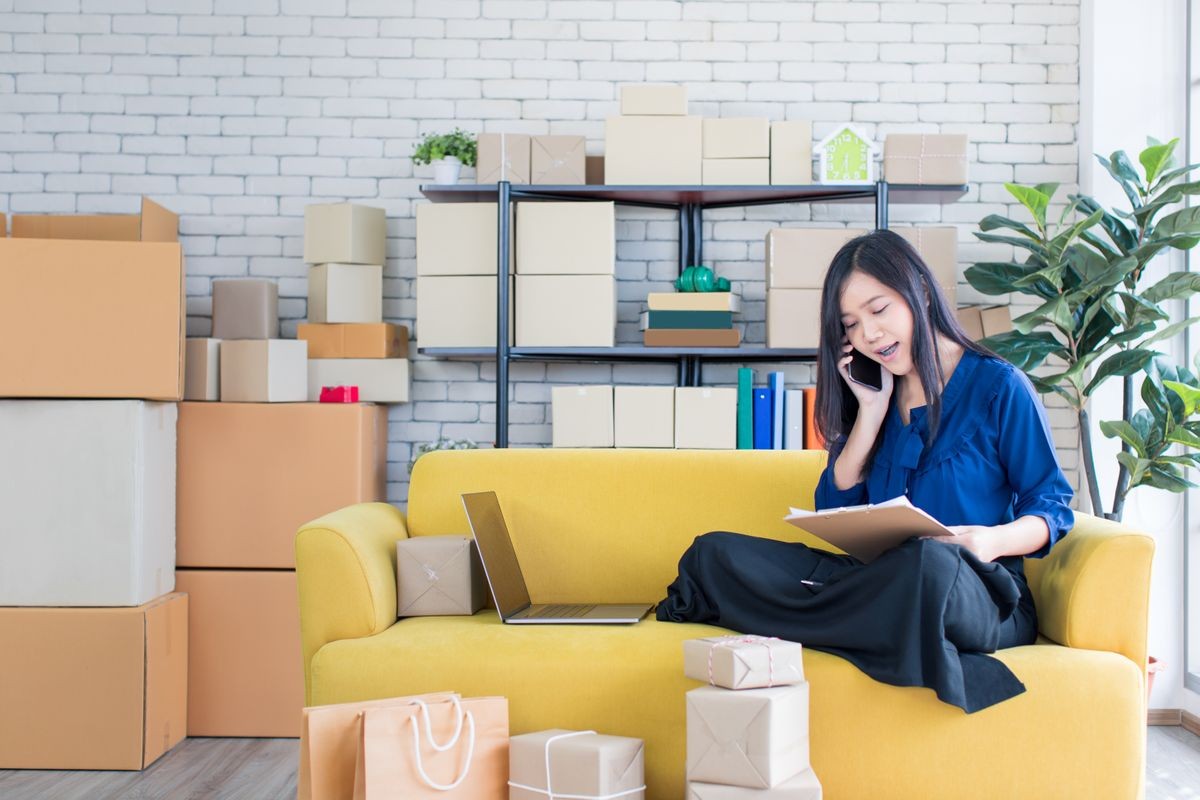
656, 229, 1074, 712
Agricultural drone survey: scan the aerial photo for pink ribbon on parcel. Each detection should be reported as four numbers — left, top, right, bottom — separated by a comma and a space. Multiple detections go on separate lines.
707, 634, 781, 688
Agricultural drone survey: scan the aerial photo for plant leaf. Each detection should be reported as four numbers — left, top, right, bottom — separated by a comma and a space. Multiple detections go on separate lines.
1100, 419, 1147, 455
1116, 451, 1151, 485
1011, 295, 1072, 335
1166, 379, 1200, 418
1083, 348, 1158, 396
973, 231, 1050, 259
978, 214, 1041, 240
1140, 138, 1179, 186
1142, 271, 1200, 304
1153, 204, 1200, 240
1005, 183, 1051, 229
982, 330, 1063, 372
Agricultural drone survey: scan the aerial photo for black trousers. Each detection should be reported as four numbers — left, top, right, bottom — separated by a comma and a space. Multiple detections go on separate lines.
656, 532, 1038, 712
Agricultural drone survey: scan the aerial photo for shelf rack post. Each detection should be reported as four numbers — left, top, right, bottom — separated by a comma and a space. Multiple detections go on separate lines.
875, 180, 889, 229
497, 180, 511, 448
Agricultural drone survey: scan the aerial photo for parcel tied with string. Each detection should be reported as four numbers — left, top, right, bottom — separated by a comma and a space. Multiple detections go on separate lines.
509, 729, 646, 800
683, 636, 805, 691
686, 684, 810, 790
396, 536, 488, 617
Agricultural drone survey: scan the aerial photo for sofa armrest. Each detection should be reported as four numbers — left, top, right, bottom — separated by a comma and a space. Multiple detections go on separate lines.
1025, 512, 1155, 674
295, 501, 407, 704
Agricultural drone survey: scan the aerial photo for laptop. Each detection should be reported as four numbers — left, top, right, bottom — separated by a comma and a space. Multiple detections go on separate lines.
461, 491, 651, 625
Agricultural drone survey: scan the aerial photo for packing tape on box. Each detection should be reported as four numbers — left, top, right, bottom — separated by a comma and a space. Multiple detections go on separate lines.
708, 634, 782, 687
889, 135, 966, 184
508, 730, 646, 800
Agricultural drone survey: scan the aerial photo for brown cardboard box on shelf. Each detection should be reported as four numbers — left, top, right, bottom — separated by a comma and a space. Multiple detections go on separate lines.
957, 305, 1013, 341
586, 155, 605, 185
212, 278, 279, 340
893, 226, 958, 303
765, 228, 866, 289
703, 118, 770, 159
0, 201, 184, 400
686, 683, 810, 789
176, 570, 304, 737
395, 536, 487, 617
415, 202, 509, 276
219, 339, 308, 403
307, 358, 410, 403
619, 83, 688, 115
552, 385, 615, 448
702, 159, 770, 186
185, 338, 221, 401
767, 290, 822, 349
297, 323, 408, 359
417, 275, 514, 349
477, 132, 532, 183
0, 593, 187, 770
644, 329, 741, 348
771, 121, 814, 185
883, 134, 969, 185
531, 135, 586, 185
605, 116, 703, 185
675, 387, 737, 450
510, 729, 646, 800
516, 275, 616, 347
614, 386, 676, 448
303, 203, 386, 266
176, 401, 387, 568
308, 263, 383, 324
516, 202, 615, 275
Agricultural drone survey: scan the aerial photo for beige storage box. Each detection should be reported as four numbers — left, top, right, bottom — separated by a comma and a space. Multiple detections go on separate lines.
552, 385, 615, 448
303, 203, 386, 265
674, 387, 737, 450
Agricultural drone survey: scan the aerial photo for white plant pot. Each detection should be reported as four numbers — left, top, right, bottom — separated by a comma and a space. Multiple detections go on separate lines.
433, 157, 462, 184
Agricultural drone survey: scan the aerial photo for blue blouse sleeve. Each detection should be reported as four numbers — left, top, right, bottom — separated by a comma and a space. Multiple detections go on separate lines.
814, 435, 869, 510
995, 367, 1075, 558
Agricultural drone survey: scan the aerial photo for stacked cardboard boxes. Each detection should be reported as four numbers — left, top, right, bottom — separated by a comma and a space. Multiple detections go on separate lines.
210, 278, 308, 403
552, 384, 737, 450
641, 291, 742, 348
703, 118, 771, 186
0, 201, 188, 770
477, 132, 587, 185
606, 85, 703, 185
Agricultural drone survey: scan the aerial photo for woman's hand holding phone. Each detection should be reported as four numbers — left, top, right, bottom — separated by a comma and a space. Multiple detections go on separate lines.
837, 336, 893, 420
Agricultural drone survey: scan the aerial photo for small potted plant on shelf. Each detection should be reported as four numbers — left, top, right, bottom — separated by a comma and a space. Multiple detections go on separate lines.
412, 128, 477, 185
408, 437, 480, 474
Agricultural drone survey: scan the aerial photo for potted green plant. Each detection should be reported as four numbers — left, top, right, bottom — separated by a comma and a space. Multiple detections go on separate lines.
412, 128, 477, 184
408, 437, 480, 475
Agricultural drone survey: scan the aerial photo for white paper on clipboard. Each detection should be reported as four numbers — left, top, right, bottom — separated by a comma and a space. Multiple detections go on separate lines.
785, 495, 957, 563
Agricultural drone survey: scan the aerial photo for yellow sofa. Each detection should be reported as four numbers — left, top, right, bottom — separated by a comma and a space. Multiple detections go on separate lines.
296, 449, 1154, 799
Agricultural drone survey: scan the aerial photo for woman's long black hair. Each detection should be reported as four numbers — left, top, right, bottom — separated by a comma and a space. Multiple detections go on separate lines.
814, 229, 994, 471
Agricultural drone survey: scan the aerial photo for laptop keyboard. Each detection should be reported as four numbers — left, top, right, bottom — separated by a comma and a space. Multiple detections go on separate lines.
537, 604, 597, 618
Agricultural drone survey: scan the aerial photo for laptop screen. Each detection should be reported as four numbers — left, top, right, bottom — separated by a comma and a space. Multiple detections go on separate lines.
461, 492, 532, 619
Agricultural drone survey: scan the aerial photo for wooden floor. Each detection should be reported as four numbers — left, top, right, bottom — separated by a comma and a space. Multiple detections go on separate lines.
1, 726, 1198, 799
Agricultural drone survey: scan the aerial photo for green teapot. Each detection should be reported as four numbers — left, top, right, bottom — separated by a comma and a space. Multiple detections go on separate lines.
674, 265, 731, 293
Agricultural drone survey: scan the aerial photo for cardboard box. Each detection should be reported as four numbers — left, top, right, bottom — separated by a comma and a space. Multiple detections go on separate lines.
0, 400, 176, 606
417, 275, 510, 349
614, 386, 675, 448
176, 401, 387, 568
297, 323, 408, 359
703, 118, 770, 159
647, 293, 742, 313
883, 133, 969, 185
531, 135, 586, 184
644, 329, 742, 347
893, 226, 958, 303
957, 305, 1013, 341
510, 729, 645, 800
605, 116, 703, 185
176, 570, 304, 737
416, 202, 507, 277
516, 202, 615, 275
767, 290, 822, 349
684, 636, 806, 690
516, 275, 616, 347
395, 536, 487, 617
586, 155, 605, 185
303, 203, 386, 265
308, 263, 383, 324
620, 83, 687, 115
702, 158, 770, 186
185, 338, 221, 401
552, 385, 614, 448
688, 769, 823, 799
771, 121, 813, 185
219, 339, 308, 403
686, 684, 810, 789
0, 212, 184, 400
307, 358, 410, 403
765, 228, 867, 289
0, 594, 187, 770
675, 387, 737, 450
211, 278, 279, 340
477, 132, 531, 183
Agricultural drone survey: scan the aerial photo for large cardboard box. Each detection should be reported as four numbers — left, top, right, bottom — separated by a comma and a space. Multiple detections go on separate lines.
0, 594, 188, 770
605, 116, 703, 185
0, 200, 184, 400
185, 337, 221, 401
767, 290, 822, 349
702, 158, 770, 186
516, 202, 615, 275
307, 358, 411, 403
675, 388, 737, 450
308, 263, 383, 324
552, 385, 615, 448
477, 132, 532, 184
211, 278, 279, 340
893, 226, 958, 303
686, 684, 810, 789
516, 275, 616, 347
957, 305, 1013, 341
619, 84, 688, 115
765, 228, 866, 289
703, 118, 770, 159
297, 322, 408, 358
176, 570, 304, 737
614, 386, 675, 448
0, 400, 176, 606
219, 339, 309, 403
531, 135, 586, 185
417, 275, 508, 348
510, 729, 645, 800
303, 203, 386, 265
416, 202, 505, 277
883, 133, 969, 185
771, 121, 813, 185
176, 402, 387, 568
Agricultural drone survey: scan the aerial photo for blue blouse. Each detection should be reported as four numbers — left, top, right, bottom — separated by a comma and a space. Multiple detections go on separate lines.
814, 348, 1074, 566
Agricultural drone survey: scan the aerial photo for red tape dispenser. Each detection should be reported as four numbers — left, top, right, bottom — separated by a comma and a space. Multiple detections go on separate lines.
319, 385, 359, 403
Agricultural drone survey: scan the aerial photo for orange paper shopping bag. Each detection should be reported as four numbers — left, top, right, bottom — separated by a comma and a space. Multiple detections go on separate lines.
298, 693, 457, 800
353, 696, 509, 799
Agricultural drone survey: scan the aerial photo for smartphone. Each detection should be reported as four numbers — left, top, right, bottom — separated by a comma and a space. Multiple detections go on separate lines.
848, 350, 883, 392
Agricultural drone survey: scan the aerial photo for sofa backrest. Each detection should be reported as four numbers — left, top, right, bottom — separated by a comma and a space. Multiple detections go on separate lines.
408, 448, 828, 604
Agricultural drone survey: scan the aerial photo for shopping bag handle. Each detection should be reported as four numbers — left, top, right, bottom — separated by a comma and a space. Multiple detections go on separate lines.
408, 698, 476, 791
411, 696, 465, 751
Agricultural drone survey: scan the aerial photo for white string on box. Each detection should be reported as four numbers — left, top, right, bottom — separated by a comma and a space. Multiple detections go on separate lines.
507, 730, 647, 800
408, 697, 476, 791
707, 635, 781, 688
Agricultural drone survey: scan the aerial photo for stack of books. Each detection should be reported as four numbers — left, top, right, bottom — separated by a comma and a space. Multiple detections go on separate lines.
641, 291, 742, 347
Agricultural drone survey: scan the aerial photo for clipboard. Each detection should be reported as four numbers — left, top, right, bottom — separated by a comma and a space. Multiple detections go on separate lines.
784, 495, 956, 563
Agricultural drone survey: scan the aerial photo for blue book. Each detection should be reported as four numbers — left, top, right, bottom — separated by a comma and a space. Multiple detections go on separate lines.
737, 368, 754, 449
753, 388, 772, 450
770, 372, 785, 449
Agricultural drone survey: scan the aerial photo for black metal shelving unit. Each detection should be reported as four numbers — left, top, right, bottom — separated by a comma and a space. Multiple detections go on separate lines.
418, 181, 968, 447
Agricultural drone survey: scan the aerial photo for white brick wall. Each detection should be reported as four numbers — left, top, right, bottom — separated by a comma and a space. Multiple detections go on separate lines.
0, 0, 1083, 507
